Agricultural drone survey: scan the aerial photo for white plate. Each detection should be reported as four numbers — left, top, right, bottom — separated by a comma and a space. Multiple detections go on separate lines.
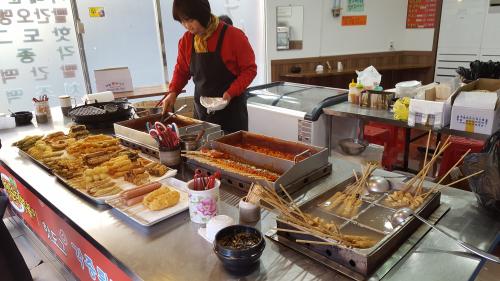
106, 177, 188, 226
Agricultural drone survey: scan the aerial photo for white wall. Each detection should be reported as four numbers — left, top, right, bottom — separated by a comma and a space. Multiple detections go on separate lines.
266, 0, 435, 81
160, 0, 267, 96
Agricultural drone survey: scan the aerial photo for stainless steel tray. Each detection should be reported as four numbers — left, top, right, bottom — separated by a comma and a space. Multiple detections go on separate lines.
186, 131, 331, 193
267, 175, 442, 279
114, 114, 222, 156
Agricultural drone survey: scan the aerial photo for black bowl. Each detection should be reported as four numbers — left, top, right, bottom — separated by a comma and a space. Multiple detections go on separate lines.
11, 111, 33, 126
213, 225, 265, 275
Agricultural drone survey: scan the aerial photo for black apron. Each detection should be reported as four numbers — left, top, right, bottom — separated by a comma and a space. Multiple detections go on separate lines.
190, 24, 248, 134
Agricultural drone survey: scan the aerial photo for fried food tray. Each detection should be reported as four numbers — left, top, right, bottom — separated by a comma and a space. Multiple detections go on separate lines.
267, 175, 442, 279
186, 131, 331, 193
17, 147, 177, 205
114, 114, 222, 157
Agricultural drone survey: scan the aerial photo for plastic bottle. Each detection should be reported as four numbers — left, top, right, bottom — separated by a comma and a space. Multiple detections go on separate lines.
348, 79, 357, 103
354, 80, 363, 105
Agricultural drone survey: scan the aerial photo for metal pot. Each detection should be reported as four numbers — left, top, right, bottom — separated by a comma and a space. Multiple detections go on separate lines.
11, 111, 33, 126
133, 101, 162, 117
338, 138, 368, 155
181, 134, 202, 151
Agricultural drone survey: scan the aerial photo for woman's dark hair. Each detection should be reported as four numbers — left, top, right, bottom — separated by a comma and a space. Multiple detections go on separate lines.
172, 0, 211, 28
219, 15, 233, 26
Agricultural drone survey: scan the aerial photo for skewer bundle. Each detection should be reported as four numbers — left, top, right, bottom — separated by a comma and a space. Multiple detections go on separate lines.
255, 183, 376, 249
323, 162, 379, 218
385, 131, 483, 209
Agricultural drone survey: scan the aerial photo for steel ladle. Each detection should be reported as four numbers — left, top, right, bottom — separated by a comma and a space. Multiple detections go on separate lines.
367, 176, 391, 193
391, 208, 500, 263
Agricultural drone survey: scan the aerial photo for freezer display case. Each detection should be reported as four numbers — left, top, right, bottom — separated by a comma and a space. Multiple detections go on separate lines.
246, 82, 348, 148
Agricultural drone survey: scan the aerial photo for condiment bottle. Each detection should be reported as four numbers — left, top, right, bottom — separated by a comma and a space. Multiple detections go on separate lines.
354, 80, 363, 105
348, 79, 357, 103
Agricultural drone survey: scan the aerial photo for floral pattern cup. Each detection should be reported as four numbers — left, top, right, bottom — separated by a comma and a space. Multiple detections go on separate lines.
187, 178, 220, 224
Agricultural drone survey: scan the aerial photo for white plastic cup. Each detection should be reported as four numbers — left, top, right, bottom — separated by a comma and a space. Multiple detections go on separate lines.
59, 95, 76, 117
239, 198, 261, 222
186, 178, 220, 224
337, 61, 344, 72
315, 65, 324, 73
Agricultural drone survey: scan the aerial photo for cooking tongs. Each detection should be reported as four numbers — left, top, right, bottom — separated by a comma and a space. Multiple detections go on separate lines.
161, 104, 188, 123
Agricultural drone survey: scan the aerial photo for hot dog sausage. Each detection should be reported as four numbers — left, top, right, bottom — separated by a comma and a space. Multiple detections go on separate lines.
121, 182, 161, 199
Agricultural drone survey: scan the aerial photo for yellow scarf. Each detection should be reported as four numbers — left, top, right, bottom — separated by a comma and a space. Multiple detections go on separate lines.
194, 15, 219, 53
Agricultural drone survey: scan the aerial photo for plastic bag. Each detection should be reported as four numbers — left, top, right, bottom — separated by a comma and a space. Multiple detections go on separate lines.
200, 96, 228, 114
461, 131, 500, 214
356, 66, 381, 90
393, 97, 410, 121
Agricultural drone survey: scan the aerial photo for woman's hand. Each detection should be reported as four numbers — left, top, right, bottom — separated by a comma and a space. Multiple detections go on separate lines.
162, 92, 178, 115
222, 91, 232, 102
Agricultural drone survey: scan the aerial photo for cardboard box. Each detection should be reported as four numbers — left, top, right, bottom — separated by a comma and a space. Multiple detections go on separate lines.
450, 79, 500, 134
409, 98, 452, 128
94, 67, 133, 93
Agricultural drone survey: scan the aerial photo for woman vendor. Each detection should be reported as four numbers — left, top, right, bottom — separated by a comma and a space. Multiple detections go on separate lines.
162, 0, 257, 133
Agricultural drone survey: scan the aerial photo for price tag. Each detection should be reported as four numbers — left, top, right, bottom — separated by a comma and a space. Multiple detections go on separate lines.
89, 7, 105, 18
465, 119, 475, 133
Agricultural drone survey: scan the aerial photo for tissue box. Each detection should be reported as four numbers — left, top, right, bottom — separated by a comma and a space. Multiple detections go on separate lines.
409, 99, 451, 128
450, 79, 500, 134
95, 67, 133, 93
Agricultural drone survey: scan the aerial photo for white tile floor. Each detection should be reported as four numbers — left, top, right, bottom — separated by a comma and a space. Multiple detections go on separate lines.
3, 216, 77, 281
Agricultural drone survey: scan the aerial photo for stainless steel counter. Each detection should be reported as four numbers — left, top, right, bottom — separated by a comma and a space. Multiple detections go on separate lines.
0, 109, 499, 281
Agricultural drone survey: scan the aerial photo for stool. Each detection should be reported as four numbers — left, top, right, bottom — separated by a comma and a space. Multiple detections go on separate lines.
364, 122, 402, 170
438, 136, 484, 178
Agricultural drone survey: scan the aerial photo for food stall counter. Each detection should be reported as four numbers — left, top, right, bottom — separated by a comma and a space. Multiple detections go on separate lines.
0, 109, 498, 281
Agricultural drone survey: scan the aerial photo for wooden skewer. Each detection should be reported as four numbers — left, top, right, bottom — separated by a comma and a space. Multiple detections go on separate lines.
444, 170, 484, 187
422, 130, 432, 171
279, 184, 306, 221
296, 239, 339, 246
430, 149, 471, 190
415, 137, 445, 195
273, 228, 311, 235
404, 139, 450, 192
353, 169, 359, 182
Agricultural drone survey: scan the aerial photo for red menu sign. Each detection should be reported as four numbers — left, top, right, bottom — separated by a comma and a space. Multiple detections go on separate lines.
406, 0, 437, 29
341, 15, 368, 26
0, 163, 135, 281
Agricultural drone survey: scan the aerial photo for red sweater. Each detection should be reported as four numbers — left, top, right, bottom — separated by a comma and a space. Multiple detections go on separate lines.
169, 22, 257, 98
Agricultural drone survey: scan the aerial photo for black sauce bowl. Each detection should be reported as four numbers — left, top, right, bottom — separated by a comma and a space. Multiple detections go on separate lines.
213, 225, 266, 275
11, 111, 33, 126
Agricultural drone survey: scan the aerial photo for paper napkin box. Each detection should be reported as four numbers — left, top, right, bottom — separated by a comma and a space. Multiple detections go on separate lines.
409, 98, 452, 129
94, 67, 133, 93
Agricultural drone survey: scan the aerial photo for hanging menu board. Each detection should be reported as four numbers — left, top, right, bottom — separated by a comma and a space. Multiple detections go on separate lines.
406, 0, 437, 29
0, 0, 86, 113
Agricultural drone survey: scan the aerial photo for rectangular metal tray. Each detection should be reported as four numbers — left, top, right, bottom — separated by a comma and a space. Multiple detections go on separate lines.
271, 175, 441, 278
186, 131, 330, 193
114, 114, 222, 155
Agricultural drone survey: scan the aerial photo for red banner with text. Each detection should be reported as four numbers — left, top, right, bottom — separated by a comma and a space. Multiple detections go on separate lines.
0, 164, 134, 281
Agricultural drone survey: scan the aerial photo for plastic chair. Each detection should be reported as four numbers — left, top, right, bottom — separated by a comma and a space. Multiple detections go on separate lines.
438, 136, 485, 178
364, 122, 402, 170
